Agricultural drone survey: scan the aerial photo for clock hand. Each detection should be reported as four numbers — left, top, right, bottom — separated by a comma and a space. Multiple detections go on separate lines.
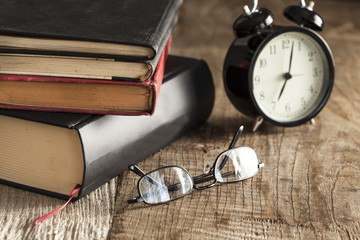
291, 73, 304, 77
277, 78, 288, 101
288, 41, 295, 74
278, 41, 295, 101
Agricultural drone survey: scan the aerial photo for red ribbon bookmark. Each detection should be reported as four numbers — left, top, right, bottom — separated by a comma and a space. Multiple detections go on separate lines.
32, 184, 81, 225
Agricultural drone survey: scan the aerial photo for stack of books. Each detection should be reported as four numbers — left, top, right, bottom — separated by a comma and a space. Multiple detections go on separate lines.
0, 0, 180, 115
0, 0, 215, 199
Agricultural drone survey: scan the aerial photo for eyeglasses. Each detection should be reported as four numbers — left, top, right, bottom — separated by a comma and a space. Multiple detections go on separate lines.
127, 125, 264, 205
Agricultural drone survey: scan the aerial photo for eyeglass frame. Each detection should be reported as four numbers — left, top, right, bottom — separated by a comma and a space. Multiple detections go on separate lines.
127, 125, 264, 205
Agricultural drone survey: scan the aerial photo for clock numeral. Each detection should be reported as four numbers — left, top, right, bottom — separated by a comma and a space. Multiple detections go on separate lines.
301, 97, 306, 109
313, 68, 318, 77
309, 85, 318, 94
254, 75, 261, 85
308, 51, 316, 61
285, 103, 291, 112
282, 39, 290, 49
259, 91, 265, 100
270, 45, 277, 55
259, 58, 267, 68
309, 85, 314, 93
308, 52, 313, 61
271, 101, 276, 111
298, 42, 302, 51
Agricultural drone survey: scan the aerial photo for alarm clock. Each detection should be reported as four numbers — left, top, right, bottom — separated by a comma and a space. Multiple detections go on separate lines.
223, 0, 334, 131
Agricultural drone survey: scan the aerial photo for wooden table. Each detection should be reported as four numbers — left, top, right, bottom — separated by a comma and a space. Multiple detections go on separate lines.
1, 0, 359, 239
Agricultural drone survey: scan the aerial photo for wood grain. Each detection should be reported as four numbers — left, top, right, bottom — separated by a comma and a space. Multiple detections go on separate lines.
1, 0, 359, 239
110, 0, 360, 239
0, 179, 117, 239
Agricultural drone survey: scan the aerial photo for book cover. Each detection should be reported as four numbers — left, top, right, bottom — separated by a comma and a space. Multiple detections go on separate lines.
0, 55, 215, 199
0, 0, 182, 81
0, 38, 171, 116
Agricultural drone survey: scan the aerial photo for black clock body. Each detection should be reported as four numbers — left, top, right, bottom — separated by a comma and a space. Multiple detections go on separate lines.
223, 27, 275, 118
223, 25, 334, 127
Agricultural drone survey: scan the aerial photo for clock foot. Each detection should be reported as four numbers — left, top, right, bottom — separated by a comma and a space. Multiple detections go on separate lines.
310, 118, 316, 124
252, 116, 264, 132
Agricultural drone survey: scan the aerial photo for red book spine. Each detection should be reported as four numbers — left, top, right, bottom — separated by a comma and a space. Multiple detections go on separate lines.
150, 36, 171, 115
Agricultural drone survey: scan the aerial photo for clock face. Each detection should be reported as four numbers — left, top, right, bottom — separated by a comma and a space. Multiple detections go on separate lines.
249, 27, 334, 126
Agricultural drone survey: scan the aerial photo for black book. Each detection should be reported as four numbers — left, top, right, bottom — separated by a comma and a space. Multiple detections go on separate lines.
0, 0, 182, 80
0, 55, 215, 199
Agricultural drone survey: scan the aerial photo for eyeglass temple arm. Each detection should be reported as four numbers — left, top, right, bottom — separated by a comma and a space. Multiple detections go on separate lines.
127, 196, 144, 204
192, 125, 245, 190
217, 125, 244, 171
129, 164, 146, 177
129, 164, 164, 187
228, 125, 244, 150
193, 173, 216, 187
128, 181, 184, 204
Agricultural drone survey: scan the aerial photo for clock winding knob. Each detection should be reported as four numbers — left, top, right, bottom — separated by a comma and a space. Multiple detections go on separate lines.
284, 0, 324, 31
233, 0, 273, 37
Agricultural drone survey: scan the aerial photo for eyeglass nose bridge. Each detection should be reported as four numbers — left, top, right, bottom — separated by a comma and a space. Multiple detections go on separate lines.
192, 171, 217, 190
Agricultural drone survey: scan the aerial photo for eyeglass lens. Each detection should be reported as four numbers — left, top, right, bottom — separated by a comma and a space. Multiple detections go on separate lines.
138, 166, 193, 204
214, 147, 260, 183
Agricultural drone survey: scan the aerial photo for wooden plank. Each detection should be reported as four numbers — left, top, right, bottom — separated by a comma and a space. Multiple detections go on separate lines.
110, 0, 360, 239
0, 179, 117, 239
